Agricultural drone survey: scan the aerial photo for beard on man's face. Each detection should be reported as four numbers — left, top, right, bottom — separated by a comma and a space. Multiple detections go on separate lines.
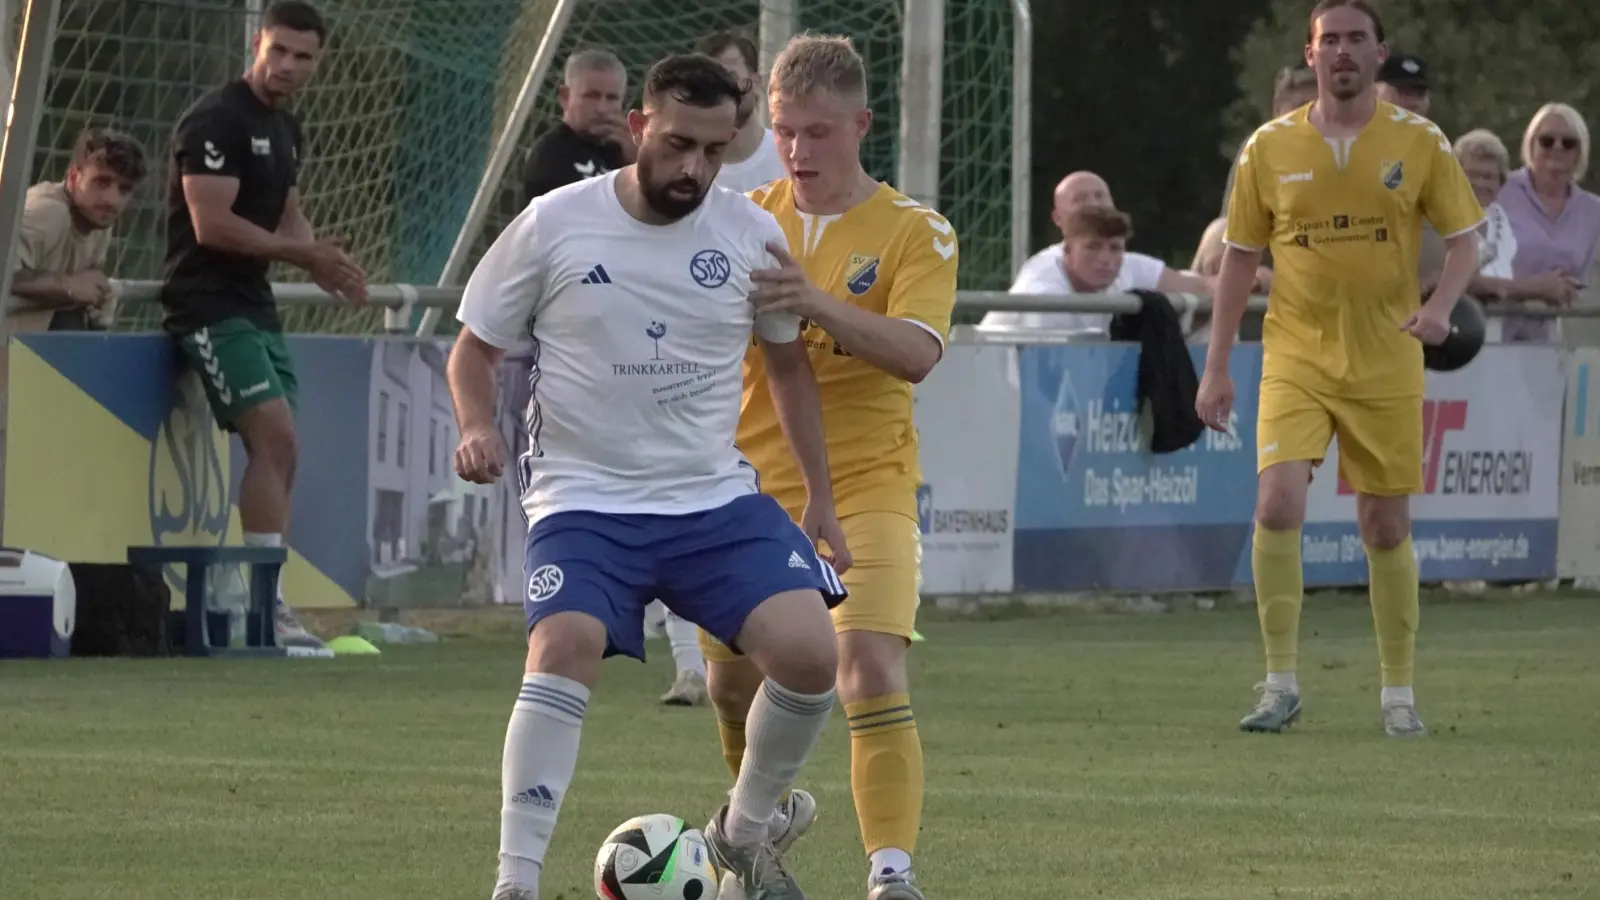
639, 157, 709, 220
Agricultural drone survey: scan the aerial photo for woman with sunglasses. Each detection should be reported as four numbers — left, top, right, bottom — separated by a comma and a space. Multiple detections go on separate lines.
1496, 102, 1600, 343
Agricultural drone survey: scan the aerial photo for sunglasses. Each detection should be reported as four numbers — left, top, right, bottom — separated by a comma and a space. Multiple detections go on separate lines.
1537, 134, 1579, 151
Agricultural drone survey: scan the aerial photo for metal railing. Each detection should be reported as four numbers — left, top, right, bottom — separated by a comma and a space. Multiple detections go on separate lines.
109, 280, 1597, 337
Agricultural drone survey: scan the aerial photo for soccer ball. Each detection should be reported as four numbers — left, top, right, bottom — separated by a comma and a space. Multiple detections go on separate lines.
594, 814, 719, 900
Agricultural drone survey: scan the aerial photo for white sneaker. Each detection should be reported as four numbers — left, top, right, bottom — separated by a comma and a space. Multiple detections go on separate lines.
660, 670, 708, 707
770, 789, 817, 854
1382, 701, 1426, 737
274, 599, 326, 650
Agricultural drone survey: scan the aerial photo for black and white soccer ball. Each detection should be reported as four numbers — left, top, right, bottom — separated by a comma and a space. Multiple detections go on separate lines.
594, 814, 719, 900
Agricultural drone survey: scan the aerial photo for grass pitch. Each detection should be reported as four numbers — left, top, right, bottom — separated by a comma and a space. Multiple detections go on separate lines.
2, 593, 1597, 900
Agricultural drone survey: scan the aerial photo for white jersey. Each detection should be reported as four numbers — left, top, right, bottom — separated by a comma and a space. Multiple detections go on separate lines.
978, 243, 1167, 333
714, 129, 786, 193
457, 172, 800, 524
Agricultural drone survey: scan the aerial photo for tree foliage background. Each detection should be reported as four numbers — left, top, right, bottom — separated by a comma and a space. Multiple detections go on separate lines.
1228, 0, 1600, 165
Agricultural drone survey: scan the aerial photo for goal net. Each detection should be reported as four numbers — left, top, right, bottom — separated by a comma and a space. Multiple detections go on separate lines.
28, 0, 1019, 334
464, 0, 1020, 296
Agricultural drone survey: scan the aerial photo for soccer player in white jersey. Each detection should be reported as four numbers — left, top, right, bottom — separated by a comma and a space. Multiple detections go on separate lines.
448, 54, 852, 900
646, 29, 792, 710
701, 29, 787, 193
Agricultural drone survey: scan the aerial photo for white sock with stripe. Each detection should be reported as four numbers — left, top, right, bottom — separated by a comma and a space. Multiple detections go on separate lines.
496, 673, 590, 896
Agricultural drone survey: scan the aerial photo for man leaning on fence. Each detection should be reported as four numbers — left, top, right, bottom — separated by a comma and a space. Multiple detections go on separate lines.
8, 127, 148, 334
160, 0, 366, 649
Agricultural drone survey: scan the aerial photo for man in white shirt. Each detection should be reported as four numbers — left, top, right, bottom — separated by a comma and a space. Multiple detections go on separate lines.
700, 29, 786, 193
982, 171, 1217, 333
983, 170, 1268, 333
448, 54, 849, 900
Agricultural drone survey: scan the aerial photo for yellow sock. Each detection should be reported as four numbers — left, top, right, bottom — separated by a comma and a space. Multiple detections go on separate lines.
1253, 526, 1304, 674
715, 714, 745, 781
1366, 538, 1419, 687
717, 714, 790, 804
846, 693, 923, 857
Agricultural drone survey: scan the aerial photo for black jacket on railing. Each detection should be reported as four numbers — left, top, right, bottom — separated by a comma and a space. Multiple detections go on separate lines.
1110, 289, 1206, 454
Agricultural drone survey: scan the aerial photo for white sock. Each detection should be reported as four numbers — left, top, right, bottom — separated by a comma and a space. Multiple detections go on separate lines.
664, 612, 706, 677
242, 532, 286, 605
1381, 686, 1414, 707
725, 680, 834, 846
496, 673, 590, 896
645, 600, 667, 631
1265, 671, 1298, 693
870, 848, 913, 879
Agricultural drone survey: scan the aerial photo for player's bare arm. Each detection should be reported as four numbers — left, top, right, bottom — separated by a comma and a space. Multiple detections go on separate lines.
183, 174, 365, 298
1403, 228, 1479, 345
759, 333, 853, 572
447, 327, 509, 484
1195, 244, 1263, 432
277, 187, 315, 242
750, 241, 941, 384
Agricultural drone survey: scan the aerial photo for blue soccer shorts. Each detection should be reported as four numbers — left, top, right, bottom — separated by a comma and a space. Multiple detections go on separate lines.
521, 493, 848, 661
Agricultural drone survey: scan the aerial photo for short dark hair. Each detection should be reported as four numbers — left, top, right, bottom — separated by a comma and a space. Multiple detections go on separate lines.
695, 30, 759, 74
1306, 0, 1384, 44
71, 127, 149, 183
642, 53, 744, 112
263, 0, 327, 44
1063, 206, 1133, 242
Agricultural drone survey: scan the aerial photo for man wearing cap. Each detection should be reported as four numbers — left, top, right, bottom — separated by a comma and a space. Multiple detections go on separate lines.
1377, 53, 1430, 117
1379, 54, 1448, 292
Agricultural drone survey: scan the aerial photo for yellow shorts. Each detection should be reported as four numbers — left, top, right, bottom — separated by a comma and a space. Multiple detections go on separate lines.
1256, 375, 1422, 496
700, 510, 921, 663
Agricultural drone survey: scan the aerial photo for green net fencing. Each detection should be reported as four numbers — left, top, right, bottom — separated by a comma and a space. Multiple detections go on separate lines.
27, 0, 1018, 335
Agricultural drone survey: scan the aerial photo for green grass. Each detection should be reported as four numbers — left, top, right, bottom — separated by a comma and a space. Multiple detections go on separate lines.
3, 595, 1598, 900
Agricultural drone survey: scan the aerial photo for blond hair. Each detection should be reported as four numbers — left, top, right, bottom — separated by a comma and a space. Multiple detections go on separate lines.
768, 34, 867, 104
1190, 217, 1229, 276
1521, 103, 1591, 182
1454, 128, 1511, 182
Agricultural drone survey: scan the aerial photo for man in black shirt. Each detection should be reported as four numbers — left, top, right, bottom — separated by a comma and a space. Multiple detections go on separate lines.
162, 0, 365, 648
521, 48, 634, 202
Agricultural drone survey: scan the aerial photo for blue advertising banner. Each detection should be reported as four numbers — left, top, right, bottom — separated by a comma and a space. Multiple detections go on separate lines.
1013, 343, 1263, 591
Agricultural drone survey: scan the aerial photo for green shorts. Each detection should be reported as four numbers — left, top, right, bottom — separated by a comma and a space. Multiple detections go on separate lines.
174, 317, 298, 429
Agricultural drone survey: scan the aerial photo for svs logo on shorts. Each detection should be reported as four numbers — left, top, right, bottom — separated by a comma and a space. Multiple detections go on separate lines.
527, 564, 565, 603
148, 373, 231, 591
1336, 399, 1532, 496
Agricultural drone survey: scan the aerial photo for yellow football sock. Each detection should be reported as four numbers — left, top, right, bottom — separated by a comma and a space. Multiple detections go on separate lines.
1366, 538, 1419, 687
716, 714, 746, 781
717, 713, 790, 804
1253, 526, 1304, 674
846, 693, 923, 857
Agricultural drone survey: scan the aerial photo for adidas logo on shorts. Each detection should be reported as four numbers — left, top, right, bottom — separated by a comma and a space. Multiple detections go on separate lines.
788, 551, 810, 570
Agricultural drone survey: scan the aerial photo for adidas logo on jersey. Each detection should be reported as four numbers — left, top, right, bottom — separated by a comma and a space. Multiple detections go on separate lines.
580, 264, 613, 285
788, 551, 810, 570
512, 784, 559, 809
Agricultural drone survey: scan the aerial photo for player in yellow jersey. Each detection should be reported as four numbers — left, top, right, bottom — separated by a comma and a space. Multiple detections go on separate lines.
696, 33, 957, 900
1197, 0, 1484, 737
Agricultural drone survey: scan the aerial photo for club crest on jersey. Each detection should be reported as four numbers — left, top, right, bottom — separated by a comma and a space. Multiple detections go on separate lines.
844, 253, 879, 295
690, 249, 731, 288
1380, 160, 1404, 190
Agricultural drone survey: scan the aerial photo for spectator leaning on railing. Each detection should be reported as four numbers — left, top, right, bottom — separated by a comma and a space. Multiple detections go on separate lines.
8, 127, 148, 334
982, 171, 1252, 336
1498, 102, 1600, 344
1448, 128, 1570, 341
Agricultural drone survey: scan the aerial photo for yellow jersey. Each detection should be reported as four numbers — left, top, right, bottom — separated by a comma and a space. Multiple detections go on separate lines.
739, 180, 959, 520
1225, 100, 1484, 398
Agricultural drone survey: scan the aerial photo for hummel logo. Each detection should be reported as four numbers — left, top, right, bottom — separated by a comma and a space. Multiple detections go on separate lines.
788, 551, 810, 570
580, 264, 613, 285
512, 784, 559, 809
